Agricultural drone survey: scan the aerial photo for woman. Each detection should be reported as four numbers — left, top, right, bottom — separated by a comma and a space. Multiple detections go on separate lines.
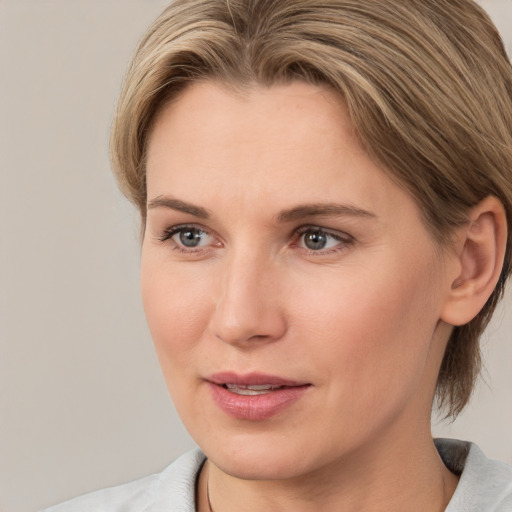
44, 0, 512, 510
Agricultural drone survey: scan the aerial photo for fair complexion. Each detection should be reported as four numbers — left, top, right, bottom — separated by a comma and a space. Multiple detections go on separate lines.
140, 80, 490, 511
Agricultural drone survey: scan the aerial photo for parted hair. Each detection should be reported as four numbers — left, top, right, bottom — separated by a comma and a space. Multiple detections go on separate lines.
111, 0, 512, 417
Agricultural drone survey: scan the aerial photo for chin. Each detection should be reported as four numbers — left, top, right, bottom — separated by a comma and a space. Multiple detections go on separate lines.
212, 451, 309, 481
198, 430, 332, 481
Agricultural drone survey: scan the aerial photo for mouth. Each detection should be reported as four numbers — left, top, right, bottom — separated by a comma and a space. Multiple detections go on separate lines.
222, 383, 291, 396
206, 372, 311, 420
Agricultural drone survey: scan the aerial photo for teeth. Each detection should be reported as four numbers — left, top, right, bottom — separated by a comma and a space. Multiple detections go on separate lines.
225, 384, 284, 395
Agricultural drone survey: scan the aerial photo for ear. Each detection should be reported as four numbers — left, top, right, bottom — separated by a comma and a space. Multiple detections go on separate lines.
441, 196, 508, 326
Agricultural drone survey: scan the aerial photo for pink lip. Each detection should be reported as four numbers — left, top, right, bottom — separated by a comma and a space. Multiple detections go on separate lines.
206, 372, 311, 421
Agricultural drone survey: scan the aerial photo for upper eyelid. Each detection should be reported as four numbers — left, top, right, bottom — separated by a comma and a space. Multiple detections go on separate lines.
157, 223, 353, 246
157, 224, 210, 244
161, 223, 210, 236
294, 225, 353, 240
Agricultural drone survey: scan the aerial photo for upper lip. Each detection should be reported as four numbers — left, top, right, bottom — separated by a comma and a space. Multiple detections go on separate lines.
207, 372, 309, 387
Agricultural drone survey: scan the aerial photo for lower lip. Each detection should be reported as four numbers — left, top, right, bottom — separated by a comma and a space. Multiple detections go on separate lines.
207, 382, 310, 421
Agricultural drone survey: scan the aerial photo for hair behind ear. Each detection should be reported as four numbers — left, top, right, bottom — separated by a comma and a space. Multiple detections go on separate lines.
437, 196, 508, 417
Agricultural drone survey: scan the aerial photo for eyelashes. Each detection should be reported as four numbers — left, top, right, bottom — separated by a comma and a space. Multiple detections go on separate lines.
158, 225, 218, 254
294, 226, 353, 253
159, 225, 213, 248
158, 224, 354, 256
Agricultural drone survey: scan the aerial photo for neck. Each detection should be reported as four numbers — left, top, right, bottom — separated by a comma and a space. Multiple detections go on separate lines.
197, 430, 458, 512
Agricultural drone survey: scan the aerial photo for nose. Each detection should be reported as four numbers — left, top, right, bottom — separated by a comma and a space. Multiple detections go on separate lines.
209, 250, 287, 347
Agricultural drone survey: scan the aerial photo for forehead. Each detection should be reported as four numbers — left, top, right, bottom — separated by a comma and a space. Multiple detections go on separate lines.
148, 82, 358, 182
148, 80, 356, 156
145, 80, 422, 228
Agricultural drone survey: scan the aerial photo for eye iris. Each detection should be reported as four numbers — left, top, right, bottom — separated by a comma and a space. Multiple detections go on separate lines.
179, 229, 202, 247
304, 230, 327, 250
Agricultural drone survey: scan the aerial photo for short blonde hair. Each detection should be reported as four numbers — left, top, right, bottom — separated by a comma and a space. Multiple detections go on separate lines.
111, 0, 512, 417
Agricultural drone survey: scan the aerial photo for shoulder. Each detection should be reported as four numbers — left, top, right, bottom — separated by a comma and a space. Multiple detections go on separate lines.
41, 449, 206, 512
436, 438, 512, 512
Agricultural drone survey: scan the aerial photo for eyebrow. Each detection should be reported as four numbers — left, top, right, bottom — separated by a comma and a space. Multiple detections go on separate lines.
276, 203, 377, 223
147, 196, 211, 219
147, 196, 377, 223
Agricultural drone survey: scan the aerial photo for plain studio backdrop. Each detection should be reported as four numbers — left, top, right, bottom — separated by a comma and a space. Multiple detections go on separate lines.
0, 1, 510, 511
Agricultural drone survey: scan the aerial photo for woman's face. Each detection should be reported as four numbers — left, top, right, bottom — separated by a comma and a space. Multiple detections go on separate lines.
142, 81, 456, 480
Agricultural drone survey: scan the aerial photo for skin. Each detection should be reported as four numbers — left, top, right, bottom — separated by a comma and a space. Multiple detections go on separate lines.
141, 81, 463, 511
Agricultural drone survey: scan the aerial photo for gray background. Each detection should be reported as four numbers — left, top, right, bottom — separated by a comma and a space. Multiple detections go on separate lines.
0, 1, 510, 511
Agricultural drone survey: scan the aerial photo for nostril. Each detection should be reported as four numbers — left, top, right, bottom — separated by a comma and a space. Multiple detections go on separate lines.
210, 287, 287, 346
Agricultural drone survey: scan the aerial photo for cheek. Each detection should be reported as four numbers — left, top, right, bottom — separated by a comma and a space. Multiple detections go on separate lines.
140, 253, 213, 379
290, 257, 442, 406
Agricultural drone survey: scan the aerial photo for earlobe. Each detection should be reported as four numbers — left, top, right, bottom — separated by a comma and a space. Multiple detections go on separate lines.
441, 196, 507, 326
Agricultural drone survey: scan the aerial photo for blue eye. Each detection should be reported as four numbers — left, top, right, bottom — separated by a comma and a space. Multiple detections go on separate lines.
297, 227, 348, 252
159, 225, 215, 251
302, 230, 329, 250
175, 227, 207, 247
